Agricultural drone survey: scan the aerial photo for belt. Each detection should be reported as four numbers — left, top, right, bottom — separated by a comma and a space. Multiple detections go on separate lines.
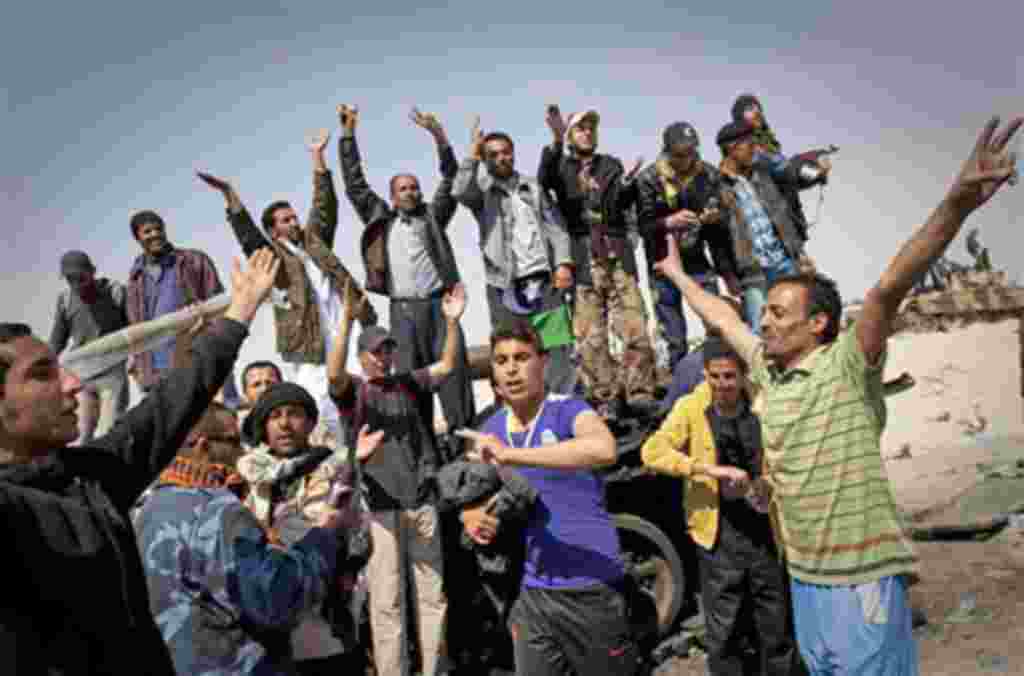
389, 287, 446, 303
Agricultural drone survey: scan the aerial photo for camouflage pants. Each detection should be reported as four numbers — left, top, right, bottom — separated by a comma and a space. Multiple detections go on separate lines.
573, 258, 656, 404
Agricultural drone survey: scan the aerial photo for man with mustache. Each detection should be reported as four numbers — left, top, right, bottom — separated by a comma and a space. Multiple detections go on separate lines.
652, 115, 1022, 675
454, 117, 576, 394
337, 103, 474, 436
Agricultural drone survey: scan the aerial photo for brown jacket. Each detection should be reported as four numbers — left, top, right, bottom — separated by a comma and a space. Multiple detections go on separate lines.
227, 169, 376, 364
339, 134, 461, 296
126, 247, 224, 389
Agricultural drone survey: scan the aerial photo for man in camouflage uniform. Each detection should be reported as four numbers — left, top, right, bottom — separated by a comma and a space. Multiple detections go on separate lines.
538, 106, 657, 418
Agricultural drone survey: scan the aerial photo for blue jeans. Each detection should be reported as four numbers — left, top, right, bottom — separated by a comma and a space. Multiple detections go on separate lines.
652, 273, 718, 374
742, 257, 798, 334
790, 575, 918, 676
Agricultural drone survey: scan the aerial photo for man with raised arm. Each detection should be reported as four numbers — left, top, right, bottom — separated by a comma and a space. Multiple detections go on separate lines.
470, 320, 637, 676
337, 103, 474, 434
538, 105, 657, 419
327, 279, 468, 676
0, 248, 279, 675
199, 131, 376, 447
453, 116, 577, 394
652, 116, 1022, 675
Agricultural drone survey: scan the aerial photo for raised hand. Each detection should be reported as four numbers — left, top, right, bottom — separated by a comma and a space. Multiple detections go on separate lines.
224, 248, 281, 325
307, 128, 330, 154
340, 277, 363, 325
355, 424, 386, 462
441, 283, 467, 322
197, 171, 234, 195
652, 232, 684, 282
197, 171, 241, 211
337, 104, 359, 133
469, 114, 484, 160
545, 104, 567, 142
946, 115, 1023, 214
410, 106, 447, 144
623, 156, 644, 182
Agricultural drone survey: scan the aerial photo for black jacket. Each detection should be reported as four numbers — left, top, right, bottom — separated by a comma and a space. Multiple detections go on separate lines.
718, 162, 817, 288
634, 160, 736, 279
0, 318, 247, 676
538, 143, 639, 283
339, 134, 461, 297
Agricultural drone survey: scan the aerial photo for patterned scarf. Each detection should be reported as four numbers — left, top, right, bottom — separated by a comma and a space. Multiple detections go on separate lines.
158, 455, 247, 497
655, 154, 701, 209
752, 124, 782, 155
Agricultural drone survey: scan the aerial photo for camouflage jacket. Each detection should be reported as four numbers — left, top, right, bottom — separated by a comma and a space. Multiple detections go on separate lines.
133, 486, 339, 675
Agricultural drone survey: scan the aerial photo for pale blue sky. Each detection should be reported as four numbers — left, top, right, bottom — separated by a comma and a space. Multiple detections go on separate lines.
4, 1, 1022, 389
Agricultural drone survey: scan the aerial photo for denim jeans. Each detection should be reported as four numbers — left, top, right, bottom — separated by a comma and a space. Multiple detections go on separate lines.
652, 273, 719, 373
742, 258, 798, 334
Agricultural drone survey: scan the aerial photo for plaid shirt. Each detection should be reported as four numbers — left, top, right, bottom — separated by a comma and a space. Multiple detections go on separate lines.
731, 175, 789, 270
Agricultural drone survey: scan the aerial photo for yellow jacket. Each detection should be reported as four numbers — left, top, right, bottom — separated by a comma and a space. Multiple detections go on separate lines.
640, 382, 722, 550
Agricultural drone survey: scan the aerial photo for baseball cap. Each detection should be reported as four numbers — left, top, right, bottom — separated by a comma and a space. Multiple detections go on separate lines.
662, 122, 700, 151
60, 250, 94, 277
357, 326, 397, 354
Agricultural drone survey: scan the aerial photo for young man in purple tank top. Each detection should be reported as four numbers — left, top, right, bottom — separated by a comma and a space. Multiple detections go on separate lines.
471, 320, 638, 676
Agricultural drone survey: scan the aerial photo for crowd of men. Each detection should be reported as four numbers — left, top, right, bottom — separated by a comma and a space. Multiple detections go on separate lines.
2, 90, 1020, 676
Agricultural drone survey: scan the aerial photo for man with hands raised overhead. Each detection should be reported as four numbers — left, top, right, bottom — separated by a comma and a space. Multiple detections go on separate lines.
538, 104, 657, 420
327, 277, 469, 676
337, 103, 474, 435
454, 115, 577, 394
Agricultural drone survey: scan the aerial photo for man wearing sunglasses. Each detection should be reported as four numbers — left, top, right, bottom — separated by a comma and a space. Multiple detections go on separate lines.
49, 250, 130, 443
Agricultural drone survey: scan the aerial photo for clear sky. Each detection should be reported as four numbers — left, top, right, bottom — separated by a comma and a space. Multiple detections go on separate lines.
4, 0, 1022, 392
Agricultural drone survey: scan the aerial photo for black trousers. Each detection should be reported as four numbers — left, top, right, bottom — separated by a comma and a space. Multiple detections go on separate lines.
295, 651, 366, 675
508, 584, 638, 676
698, 514, 796, 676
389, 294, 475, 434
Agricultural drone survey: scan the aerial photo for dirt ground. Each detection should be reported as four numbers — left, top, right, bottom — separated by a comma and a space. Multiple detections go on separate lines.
656, 521, 1024, 675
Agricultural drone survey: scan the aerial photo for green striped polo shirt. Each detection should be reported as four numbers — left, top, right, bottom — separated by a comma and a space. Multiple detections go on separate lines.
746, 324, 918, 586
